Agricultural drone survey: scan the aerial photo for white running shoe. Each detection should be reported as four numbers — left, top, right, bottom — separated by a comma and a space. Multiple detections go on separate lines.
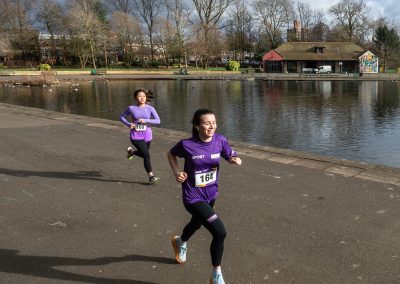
171, 236, 187, 263
209, 271, 225, 284
126, 147, 134, 159
149, 176, 160, 184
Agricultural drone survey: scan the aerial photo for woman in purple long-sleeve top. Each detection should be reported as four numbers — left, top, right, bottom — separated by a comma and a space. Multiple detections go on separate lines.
120, 88, 161, 184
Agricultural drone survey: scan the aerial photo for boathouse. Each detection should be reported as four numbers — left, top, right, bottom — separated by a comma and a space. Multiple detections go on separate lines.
262, 42, 377, 74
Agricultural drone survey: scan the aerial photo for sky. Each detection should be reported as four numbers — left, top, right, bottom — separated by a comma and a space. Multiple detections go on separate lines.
306, 0, 400, 22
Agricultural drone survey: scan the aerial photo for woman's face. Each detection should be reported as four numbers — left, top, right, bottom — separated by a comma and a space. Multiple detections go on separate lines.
135, 92, 147, 105
198, 114, 217, 138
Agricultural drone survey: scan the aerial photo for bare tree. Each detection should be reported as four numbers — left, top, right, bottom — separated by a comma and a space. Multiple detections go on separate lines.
310, 9, 330, 41
0, 1, 12, 29
328, 0, 369, 43
225, 0, 253, 61
253, 0, 293, 49
0, 34, 12, 58
110, 11, 144, 66
295, 1, 313, 41
67, 0, 105, 68
132, 0, 163, 62
0, 0, 40, 65
191, 0, 233, 67
155, 17, 175, 66
36, 0, 65, 65
164, 0, 191, 66
1, 0, 36, 32
104, 0, 134, 14
188, 23, 224, 68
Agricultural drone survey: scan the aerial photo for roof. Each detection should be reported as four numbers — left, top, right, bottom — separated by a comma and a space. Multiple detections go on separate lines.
271, 42, 366, 61
262, 50, 284, 61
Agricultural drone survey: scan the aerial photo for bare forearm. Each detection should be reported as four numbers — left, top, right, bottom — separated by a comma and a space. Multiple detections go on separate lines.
167, 152, 180, 173
167, 152, 188, 182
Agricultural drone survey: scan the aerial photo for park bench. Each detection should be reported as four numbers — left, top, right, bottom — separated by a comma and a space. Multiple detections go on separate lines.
90, 69, 107, 75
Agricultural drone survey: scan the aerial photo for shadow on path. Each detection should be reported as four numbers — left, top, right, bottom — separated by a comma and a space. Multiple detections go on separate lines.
0, 249, 176, 283
0, 168, 150, 186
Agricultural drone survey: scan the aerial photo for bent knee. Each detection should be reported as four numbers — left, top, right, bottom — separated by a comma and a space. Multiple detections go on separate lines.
217, 227, 227, 240
209, 217, 226, 240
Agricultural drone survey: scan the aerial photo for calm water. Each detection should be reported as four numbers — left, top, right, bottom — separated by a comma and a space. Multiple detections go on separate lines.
1, 79, 400, 168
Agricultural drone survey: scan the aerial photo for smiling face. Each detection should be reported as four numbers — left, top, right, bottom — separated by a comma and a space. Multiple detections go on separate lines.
135, 91, 147, 105
198, 113, 217, 140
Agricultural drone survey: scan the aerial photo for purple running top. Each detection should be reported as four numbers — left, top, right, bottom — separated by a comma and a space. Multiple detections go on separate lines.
120, 104, 160, 142
170, 133, 237, 205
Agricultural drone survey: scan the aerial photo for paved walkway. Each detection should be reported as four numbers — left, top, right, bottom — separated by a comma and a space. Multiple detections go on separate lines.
1, 103, 400, 283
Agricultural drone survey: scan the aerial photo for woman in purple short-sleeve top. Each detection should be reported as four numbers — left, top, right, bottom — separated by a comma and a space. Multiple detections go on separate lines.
120, 88, 160, 184
167, 109, 242, 284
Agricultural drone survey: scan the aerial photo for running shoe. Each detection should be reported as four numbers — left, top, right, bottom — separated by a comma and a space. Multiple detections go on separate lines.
209, 272, 225, 284
149, 176, 160, 184
171, 236, 187, 264
126, 147, 134, 159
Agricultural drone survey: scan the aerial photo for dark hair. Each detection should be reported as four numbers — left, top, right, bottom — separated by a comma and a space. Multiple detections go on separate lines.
134, 88, 153, 102
191, 109, 215, 137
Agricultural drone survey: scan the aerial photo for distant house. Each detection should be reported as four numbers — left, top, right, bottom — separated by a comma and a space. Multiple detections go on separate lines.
262, 42, 377, 74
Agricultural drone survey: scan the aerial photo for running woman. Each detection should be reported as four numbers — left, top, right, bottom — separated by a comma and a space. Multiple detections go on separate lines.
120, 88, 161, 184
167, 109, 242, 284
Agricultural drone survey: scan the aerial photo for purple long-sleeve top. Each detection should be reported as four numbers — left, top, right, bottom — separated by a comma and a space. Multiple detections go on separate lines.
120, 104, 160, 142
170, 133, 237, 205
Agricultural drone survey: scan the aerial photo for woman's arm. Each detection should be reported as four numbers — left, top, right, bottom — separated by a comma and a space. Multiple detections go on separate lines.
120, 108, 132, 127
144, 107, 160, 125
220, 136, 242, 165
167, 151, 187, 182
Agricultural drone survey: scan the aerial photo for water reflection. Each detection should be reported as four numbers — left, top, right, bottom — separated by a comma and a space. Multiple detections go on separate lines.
1, 80, 400, 168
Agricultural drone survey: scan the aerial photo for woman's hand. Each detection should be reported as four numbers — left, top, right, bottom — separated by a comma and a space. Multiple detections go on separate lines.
229, 156, 242, 165
175, 171, 188, 183
130, 123, 136, 129
138, 119, 146, 124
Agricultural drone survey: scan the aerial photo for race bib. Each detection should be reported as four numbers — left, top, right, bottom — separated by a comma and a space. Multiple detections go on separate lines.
135, 124, 147, 131
195, 169, 217, 187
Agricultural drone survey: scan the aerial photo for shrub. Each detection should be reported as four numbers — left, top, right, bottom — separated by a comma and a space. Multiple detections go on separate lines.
38, 64, 51, 71
225, 60, 240, 71
148, 60, 162, 67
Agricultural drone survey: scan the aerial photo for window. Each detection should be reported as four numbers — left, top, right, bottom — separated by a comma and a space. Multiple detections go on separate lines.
287, 61, 297, 73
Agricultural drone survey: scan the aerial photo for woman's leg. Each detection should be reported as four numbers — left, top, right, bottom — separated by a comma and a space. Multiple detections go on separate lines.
180, 215, 202, 242
183, 200, 226, 267
131, 139, 152, 173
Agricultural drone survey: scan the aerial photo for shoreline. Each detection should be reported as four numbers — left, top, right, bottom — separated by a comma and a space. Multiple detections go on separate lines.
1, 70, 400, 85
2, 102, 399, 186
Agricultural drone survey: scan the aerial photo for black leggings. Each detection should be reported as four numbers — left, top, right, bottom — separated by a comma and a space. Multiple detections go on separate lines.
130, 139, 152, 173
181, 200, 226, 266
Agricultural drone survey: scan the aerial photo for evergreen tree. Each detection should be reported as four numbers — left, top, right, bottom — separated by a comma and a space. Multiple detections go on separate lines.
373, 25, 400, 71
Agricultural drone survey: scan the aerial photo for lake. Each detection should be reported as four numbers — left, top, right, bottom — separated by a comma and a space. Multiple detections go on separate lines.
1, 79, 400, 168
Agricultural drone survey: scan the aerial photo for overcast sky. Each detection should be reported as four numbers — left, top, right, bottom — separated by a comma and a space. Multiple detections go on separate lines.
307, 0, 400, 22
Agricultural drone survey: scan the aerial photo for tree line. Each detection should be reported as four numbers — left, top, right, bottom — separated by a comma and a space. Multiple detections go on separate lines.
0, 0, 399, 70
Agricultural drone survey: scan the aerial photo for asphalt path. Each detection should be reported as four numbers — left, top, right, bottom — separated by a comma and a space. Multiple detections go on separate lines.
1, 103, 400, 283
